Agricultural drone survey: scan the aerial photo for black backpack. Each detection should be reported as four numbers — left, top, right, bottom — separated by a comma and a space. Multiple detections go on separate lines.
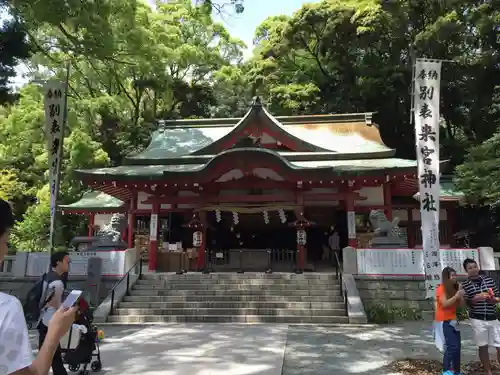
23, 271, 60, 324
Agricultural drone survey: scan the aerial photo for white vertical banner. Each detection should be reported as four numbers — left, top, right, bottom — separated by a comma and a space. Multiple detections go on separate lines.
44, 81, 66, 243
413, 59, 442, 298
150, 213, 158, 241
347, 211, 356, 240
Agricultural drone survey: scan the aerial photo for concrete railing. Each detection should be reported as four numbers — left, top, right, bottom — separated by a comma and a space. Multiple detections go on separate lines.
0, 255, 16, 275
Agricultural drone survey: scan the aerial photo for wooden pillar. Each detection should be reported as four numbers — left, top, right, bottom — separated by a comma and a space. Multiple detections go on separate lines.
127, 213, 135, 249
407, 208, 415, 248
296, 194, 305, 271
197, 211, 207, 270
127, 195, 136, 249
88, 213, 95, 237
148, 199, 160, 271
446, 205, 455, 246
346, 195, 357, 247
383, 180, 393, 220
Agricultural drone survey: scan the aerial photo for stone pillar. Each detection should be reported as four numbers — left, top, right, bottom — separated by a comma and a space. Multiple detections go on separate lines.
342, 246, 358, 274
346, 196, 357, 247
148, 200, 159, 271
479, 247, 495, 271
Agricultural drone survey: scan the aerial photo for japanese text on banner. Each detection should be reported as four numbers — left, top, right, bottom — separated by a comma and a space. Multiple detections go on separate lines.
413, 59, 442, 298
44, 81, 66, 230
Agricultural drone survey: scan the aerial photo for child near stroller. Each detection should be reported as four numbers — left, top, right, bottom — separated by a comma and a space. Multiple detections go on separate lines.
60, 296, 103, 374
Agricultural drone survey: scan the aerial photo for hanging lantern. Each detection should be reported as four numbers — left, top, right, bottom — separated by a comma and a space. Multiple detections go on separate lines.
278, 209, 286, 224
296, 229, 307, 245
193, 231, 202, 247
215, 209, 222, 223
233, 212, 239, 225
263, 211, 269, 224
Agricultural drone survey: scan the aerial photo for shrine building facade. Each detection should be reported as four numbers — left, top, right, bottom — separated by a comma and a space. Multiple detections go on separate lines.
65, 98, 463, 272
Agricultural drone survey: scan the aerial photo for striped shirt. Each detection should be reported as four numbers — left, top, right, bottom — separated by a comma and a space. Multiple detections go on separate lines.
462, 275, 499, 321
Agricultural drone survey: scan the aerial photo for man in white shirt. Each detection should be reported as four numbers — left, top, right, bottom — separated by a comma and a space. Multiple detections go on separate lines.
0, 198, 77, 375
37, 252, 70, 375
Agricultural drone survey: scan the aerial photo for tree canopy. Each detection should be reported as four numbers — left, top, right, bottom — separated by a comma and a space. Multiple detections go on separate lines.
0, 0, 499, 249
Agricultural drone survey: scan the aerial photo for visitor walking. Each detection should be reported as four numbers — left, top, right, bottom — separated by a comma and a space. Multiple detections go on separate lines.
38, 251, 71, 375
462, 258, 500, 375
435, 267, 464, 375
0, 198, 77, 375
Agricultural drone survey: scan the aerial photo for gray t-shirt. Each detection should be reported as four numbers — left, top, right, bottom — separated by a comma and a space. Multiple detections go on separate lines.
40, 278, 65, 327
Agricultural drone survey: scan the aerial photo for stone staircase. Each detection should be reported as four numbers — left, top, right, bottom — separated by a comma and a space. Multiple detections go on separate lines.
108, 273, 348, 324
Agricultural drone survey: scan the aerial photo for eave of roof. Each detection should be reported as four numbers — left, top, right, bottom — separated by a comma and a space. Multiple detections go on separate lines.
413, 180, 464, 202
59, 191, 124, 211
125, 149, 396, 166
76, 148, 417, 181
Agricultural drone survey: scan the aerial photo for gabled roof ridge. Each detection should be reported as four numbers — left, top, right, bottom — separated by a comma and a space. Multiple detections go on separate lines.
158, 112, 376, 128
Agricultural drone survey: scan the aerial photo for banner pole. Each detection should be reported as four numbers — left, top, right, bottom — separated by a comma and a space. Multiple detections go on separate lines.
46, 61, 71, 270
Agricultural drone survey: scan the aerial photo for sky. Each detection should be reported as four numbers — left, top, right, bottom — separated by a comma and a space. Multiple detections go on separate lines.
212, 0, 317, 58
11, 0, 316, 87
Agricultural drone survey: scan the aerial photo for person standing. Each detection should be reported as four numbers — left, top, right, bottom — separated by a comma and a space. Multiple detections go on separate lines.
38, 251, 71, 375
324, 227, 340, 264
0, 198, 77, 375
461, 258, 500, 375
435, 267, 465, 375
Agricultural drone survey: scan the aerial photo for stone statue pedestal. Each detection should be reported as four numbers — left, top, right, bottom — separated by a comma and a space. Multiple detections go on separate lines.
369, 237, 405, 248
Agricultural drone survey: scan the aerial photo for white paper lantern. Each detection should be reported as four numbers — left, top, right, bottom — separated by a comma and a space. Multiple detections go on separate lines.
263, 211, 269, 224
233, 212, 239, 225
215, 209, 222, 223
296, 229, 307, 245
193, 231, 202, 247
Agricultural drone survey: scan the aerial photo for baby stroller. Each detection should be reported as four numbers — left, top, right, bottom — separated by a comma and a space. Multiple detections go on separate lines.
60, 297, 102, 374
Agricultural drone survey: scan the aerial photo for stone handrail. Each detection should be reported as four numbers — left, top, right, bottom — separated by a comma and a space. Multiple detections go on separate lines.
0, 255, 16, 275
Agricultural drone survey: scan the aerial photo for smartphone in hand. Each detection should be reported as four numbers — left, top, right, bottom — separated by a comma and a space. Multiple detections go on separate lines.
62, 290, 83, 309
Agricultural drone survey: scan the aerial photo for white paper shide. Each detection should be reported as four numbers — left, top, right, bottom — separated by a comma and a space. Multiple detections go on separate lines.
44, 81, 66, 235
413, 59, 442, 298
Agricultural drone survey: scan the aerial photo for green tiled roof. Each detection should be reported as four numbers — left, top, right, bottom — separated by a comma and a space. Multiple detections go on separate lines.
413, 179, 464, 201
59, 191, 124, 211
125, 101, 391, 162
76, 148, 417, 180
126, 127, 232, 160
291, 158, 417, 172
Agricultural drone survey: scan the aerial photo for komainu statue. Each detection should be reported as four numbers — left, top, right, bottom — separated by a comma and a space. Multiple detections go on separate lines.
95, 214, 127, 244
368, 209, 404, 247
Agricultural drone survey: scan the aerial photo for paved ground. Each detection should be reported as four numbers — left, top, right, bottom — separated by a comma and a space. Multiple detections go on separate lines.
283, 322, 488, 375
29, 322, 497, 375
30, 324, 288, 375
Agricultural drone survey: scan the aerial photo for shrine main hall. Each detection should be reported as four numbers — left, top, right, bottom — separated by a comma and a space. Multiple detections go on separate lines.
65, 98, 462, 272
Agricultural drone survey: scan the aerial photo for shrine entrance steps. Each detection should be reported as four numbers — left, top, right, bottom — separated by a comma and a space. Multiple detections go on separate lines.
107, 273, 348, 324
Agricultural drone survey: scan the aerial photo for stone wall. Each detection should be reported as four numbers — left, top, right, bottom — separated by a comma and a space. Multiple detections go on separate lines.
0, 276, 120, 305
355, 276, 433, 313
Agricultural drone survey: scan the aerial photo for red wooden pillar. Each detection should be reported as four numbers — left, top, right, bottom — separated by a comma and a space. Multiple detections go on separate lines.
127, 195, 136, 249
407, 208, 415, 248
88, 213, 95, 237
297, 242, 305, 272
383, 180, 393, 220
127, 213, 135, 248
197, 211, 207, 270
346, 195, 357, 247
148, 200, 160, 271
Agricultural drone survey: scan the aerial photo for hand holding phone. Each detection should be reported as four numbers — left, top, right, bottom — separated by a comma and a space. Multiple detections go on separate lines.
62, 290, 83, 309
